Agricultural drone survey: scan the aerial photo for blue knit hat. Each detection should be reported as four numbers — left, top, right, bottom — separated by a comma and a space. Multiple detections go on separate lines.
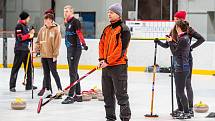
108, 3, 122, 17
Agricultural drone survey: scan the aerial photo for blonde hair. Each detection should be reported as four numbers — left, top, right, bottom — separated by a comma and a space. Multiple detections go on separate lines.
64, 5, 74, 13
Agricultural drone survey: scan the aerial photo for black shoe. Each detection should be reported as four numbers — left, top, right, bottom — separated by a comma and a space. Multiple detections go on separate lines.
106, 117, 117, 121
26, 86, 37, 90
74, 95, 83, 102
37, 88, 45, 96
61, 97, 75, 104
176, 113, 191, 119
206, 112, 215, 118
170, 109, 182, 117
189, 109, 194, 117
121, 118, 129, 121
106, 119, 115, 121
10, 88, 16, 92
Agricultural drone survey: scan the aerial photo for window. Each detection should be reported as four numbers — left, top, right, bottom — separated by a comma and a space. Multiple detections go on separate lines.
138, 0, 178, 20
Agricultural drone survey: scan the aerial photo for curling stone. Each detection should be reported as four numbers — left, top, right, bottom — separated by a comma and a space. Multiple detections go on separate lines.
194, 101, 209, 113
82, 91, 92, 101
11, 97, 26, 110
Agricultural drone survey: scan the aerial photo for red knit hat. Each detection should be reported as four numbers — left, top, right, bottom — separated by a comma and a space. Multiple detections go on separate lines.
44, 9, 54, 15
174, 11, 186, 20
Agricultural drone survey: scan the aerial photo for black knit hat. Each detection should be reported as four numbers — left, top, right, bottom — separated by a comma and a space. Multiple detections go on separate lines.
19, 11, 30, 20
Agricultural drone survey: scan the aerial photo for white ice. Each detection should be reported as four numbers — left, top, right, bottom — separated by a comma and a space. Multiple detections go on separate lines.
0, 68, 214, 121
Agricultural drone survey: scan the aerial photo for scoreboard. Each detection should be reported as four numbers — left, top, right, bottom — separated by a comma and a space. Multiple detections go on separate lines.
126, 20, 175, 40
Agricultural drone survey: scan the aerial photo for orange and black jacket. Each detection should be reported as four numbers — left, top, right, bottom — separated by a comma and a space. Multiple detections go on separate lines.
99, 20, 131, 66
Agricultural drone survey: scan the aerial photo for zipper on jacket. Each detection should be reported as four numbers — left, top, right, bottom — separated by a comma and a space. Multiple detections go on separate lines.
105, 27, 114, 61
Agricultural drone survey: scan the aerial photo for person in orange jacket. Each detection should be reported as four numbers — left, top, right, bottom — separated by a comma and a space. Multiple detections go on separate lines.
98, 3, 131, 121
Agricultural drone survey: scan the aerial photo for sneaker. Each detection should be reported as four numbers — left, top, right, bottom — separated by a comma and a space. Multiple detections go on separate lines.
61, 97, 75, 104
176, 113, 191, 119
170, 109, 182, 117
173, 111, 183, 118
10, 88, 16, 92
206, 112, 215, 118
43, 90, 52, 98
37, 88, 45, 96
74, 95, 83, 102
121, 118, 129, 121
26, 86, 37, 90
106, 118, 116, 121
189, 109, 194, 117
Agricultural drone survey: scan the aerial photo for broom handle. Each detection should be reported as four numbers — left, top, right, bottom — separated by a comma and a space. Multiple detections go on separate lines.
64, 67, 99, 91
150, 42, 157, 115
171, 56, 174, 114
41, 67, 99, 107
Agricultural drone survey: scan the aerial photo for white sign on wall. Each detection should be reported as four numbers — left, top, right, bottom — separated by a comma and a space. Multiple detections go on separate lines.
126, 20, 175, 40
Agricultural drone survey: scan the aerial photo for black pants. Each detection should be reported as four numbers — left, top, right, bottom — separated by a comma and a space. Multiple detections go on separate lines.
102, 64, 131, 121
67, 47, 82, 97
173, 55, 194, 110
186, 57, 193, 109
174, 71, 189, 113
41, 58, 62, 91
9, 50, 32, 89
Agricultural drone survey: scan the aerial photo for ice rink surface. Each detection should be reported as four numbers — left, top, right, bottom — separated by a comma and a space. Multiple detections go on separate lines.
0, 68, 214, 121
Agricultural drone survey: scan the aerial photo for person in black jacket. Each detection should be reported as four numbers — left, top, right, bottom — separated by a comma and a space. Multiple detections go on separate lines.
155, 11, 205, 117
61, 5, 88, 104
9, 11, 37, 92
167, 20, 191, 119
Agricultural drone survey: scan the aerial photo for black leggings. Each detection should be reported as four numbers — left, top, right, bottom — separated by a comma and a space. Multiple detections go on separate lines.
41, 58, 62, 91
174, 71, 189, 113
186, 58, 193, 109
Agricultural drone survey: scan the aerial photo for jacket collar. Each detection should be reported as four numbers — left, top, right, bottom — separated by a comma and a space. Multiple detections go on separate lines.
45, 22, 57, 29
18, 20, 27, 25
110, 20, 122, 29
178, 32, 187, 37
66, 16, 74, 23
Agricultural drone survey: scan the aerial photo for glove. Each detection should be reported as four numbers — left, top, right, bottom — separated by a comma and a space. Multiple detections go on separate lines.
82, 45, 88, 51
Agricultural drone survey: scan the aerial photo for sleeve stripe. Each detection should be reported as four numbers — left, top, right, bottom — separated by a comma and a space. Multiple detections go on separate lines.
16, 30, 22, 32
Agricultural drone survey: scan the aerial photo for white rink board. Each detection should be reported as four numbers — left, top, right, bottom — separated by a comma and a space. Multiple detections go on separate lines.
2, 38, 215, 70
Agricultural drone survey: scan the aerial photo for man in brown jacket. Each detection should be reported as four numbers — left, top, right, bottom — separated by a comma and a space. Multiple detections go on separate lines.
36, 13, 62, 98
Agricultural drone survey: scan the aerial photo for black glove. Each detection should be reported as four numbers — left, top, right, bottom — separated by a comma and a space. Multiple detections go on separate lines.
82, 45, 88, 51
36, 52, 41, 57
154, 38, 160, 43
